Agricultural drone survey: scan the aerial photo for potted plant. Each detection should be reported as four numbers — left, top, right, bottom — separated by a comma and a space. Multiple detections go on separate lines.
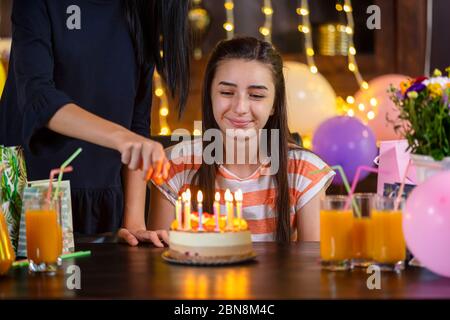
388, 68, 450, 183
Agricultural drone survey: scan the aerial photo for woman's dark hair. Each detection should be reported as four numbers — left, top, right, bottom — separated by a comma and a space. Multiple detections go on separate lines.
123, 0, 190, 115
193, 37, 298, 243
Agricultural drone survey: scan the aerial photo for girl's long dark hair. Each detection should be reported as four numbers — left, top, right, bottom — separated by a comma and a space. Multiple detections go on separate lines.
123, 0, 190, 115
193, 37, 298, 243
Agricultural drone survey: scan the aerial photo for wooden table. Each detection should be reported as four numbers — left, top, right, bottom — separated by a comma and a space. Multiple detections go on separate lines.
1, 242, 450, 300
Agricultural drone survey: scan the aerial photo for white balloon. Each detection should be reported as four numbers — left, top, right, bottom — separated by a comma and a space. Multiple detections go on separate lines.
284, 61, 337, 135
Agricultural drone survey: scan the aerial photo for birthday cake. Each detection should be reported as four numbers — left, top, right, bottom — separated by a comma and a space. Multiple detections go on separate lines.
167, 213, 254, 264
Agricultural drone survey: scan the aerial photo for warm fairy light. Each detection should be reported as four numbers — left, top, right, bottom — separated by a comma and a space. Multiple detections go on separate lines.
298, 25, 310, 33
361, 81, 369, 90
347, 109, 355, 117
335, 3, 343, 11
160, 127, 170, 135
298, 1, 318, 76
306, 48, 315, 56
223, 22, 234, 32
262, 6, 273, 15
367, 111, 375, 120
349, 46, 356, 55
358, 103, 365, 111
345, 26, 353, 34
197, 190, 203, 203
155, 88, 164, 97
310, 66, 318, 74
225, 189, 233, 202
346, 96, 355, 104
370, 98, 378, 107
159, 107, 169, 116
224, 0, 235, 39
298, 8, 309, 16
343, 4, 352, 12
259, 27, 270, 36
348, 63, 356, 72
215, 192, 220, 202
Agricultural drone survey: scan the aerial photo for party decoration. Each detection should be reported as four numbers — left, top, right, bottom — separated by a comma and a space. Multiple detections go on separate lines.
188, 0, 211, 60
354, 74, 408, 141
404, 170, 450, 278
284, 61, 337, 135
312, 116, 377, 185
259, 0, 273, 42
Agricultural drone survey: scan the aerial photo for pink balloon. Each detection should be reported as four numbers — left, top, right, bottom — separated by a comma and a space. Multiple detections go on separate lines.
404, 170, 450, 278
354, 74, 409, 141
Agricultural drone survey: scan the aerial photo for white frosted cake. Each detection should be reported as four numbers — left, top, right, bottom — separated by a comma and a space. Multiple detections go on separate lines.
167, 213, 254, 263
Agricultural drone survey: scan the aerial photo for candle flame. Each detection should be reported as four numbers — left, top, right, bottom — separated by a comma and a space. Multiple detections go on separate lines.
234, 189, 243, 201
225, 189, 233, 202
197, 190, 203, 202
186, 188, 191, 201
181, 192, 186, 202
215, 192, 220, 202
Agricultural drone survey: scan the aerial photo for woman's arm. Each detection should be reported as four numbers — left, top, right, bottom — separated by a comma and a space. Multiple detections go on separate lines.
296, 189, 325, 242
147, 183, 175, 230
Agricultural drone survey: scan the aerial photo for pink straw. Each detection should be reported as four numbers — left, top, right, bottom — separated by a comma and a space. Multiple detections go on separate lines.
46, 166, 73, 202
344, 165, 379, 210
394, 159, 411, 211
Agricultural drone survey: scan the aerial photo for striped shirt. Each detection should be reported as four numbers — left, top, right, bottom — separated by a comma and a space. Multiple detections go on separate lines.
153, 138, 335, 241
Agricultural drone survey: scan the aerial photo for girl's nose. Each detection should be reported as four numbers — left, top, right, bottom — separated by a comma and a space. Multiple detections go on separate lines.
232, 94, 249, 115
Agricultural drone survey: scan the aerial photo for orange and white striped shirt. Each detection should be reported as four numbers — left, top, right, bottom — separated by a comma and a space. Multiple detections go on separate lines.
153, 138, 335, 241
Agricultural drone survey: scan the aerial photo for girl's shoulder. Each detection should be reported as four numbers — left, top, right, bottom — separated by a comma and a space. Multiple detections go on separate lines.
287, 146, 331, 174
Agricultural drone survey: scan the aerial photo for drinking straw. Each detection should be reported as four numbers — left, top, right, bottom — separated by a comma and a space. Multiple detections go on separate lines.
309, 165, 361, 217
53, 148, 83, 201
46, 166, 74, 202
394, 159, 412, 211
12, 251, 92, 268
344, 165, 379, 210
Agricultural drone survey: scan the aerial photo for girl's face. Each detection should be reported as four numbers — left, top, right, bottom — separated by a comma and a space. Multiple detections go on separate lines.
211, 59, 276, 135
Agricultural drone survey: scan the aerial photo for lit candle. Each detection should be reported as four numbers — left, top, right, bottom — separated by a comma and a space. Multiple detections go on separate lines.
234, 189, 243, 230
197, 190, 203, 231
225, 189, 234, 230
184, 189, 191, 230
214, 192, 221, 232
175, 196, 182, 230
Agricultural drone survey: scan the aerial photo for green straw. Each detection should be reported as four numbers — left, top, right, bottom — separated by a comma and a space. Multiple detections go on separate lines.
310, 165, 362, 217
12, 251, 92, 268
53, 148, 82, 201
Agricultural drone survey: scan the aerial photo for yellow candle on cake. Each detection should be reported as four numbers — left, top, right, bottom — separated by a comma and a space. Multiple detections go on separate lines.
214, 192, 221, 232
175, 196, 182, 230
225, 189, 234, 230
234, 189, 243, 230
184, 189, 192, 230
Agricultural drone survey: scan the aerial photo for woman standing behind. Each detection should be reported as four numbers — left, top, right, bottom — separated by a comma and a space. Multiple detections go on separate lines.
0, 0, 190, 246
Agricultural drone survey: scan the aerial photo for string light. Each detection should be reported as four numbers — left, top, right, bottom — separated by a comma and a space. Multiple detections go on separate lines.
224, 0, 235, 39
336, 0, 378, 122
259, 0, 273, 42
297, 0, 317, 74
153, 70, 171, 135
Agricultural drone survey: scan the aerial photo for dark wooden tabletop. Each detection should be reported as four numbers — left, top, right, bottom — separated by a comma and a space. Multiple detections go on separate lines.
1, 242, 450, 300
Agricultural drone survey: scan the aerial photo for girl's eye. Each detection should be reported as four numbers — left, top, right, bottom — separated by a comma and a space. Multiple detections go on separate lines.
250, 94, 265, 99
220, 91, 234, 96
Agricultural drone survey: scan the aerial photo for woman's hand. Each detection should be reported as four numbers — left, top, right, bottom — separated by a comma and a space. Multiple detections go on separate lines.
115, 131, 170, 182
118, 228, 169, 247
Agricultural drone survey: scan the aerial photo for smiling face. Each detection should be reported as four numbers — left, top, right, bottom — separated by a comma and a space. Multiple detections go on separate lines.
211, 59, 276, 135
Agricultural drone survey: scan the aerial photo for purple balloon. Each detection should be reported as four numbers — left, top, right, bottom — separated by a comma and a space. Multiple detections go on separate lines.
404, 171, 450, 278
312, 116, 378, 185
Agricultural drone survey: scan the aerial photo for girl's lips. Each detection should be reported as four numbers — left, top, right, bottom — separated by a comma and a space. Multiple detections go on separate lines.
226, 117, 253, 128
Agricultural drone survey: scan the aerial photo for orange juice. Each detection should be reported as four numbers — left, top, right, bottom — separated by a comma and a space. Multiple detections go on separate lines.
0, 211, 16, 275
320, 210, 353, 261
352, 217, 373, 260
372, 210, 405, 263
26, 209, 61, 264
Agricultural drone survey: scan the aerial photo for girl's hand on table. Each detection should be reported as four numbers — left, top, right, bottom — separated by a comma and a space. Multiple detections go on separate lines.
118, 228, 169, 247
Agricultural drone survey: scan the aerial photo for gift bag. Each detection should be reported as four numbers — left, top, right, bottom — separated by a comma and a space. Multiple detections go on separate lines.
0, 145, 28, 252
16, 180, 75, 258
376, 140, 417, 197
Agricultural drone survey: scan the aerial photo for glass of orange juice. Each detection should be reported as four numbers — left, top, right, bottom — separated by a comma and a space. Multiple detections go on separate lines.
320, 195, 353, 271
25, 191, 63, 274
351, 193, 374, 268
372, 196, 406, 272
